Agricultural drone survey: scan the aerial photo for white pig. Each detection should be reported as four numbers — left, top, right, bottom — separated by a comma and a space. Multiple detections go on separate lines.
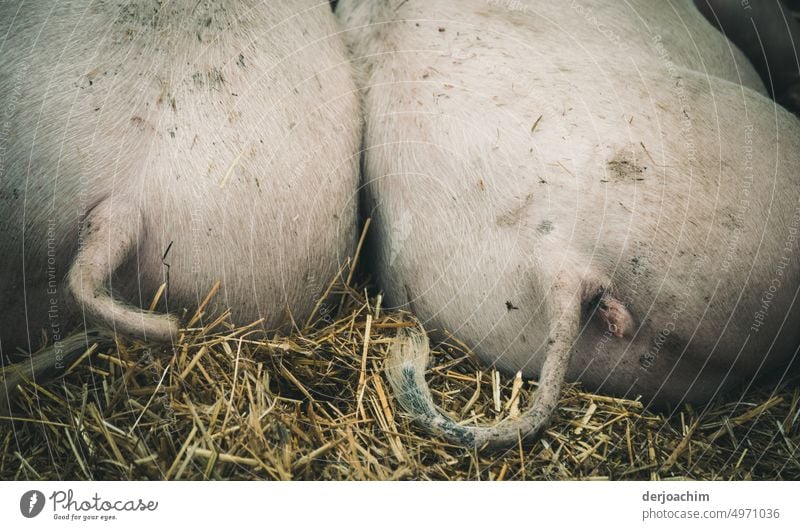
0, 2, 360, 362
337, 0, 800, 448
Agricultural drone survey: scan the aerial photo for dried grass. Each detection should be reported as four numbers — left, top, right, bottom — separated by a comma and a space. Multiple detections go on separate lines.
1, 265, 798, 480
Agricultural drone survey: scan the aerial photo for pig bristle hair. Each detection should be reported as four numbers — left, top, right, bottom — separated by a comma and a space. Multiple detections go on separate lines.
66, 200, 179, 344
386, 311, 578, 449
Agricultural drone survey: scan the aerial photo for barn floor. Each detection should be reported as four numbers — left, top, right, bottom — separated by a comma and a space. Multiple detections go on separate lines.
1, 264, 798, 481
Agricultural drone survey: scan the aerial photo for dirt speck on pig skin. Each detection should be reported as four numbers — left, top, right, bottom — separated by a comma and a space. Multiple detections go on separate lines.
607, 147, 646, 182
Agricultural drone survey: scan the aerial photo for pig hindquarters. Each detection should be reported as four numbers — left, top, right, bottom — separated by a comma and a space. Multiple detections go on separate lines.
338, 0, 800, 448
0, 2, 359, 382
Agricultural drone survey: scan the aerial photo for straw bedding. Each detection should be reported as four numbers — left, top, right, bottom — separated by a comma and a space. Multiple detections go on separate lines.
2, 254, 798, 480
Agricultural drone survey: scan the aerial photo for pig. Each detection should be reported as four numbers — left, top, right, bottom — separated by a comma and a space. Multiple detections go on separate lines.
336, 0, 800, 448
0, 2, 360, 387
695, 0, 800, 113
